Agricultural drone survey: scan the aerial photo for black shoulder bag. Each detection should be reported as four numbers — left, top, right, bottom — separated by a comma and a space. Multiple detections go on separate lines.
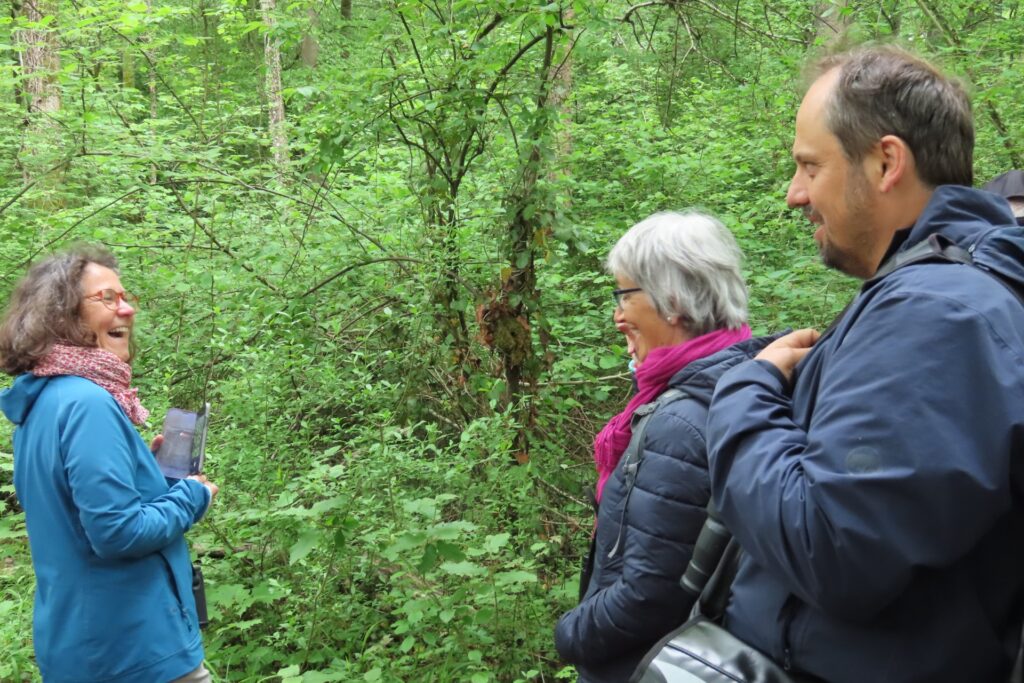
629, 504, 813, 683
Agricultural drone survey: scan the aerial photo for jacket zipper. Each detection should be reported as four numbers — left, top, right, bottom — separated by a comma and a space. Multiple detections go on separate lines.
780, 594, 799, 671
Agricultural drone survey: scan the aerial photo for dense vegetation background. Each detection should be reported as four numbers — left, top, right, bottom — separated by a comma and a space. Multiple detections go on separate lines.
0, 0, 1021, 680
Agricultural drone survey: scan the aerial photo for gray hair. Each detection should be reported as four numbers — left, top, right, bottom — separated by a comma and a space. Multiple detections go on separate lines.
811, 45, 973, 187
606, 211, 748, 336
0, 244, 123, 375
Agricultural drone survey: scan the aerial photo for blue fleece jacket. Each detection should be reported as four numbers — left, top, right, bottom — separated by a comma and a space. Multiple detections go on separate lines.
1, 373, 210, 683
707, 185, 1024, 682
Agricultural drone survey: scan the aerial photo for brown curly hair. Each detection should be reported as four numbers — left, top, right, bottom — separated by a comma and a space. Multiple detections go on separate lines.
0, 244, 126, 375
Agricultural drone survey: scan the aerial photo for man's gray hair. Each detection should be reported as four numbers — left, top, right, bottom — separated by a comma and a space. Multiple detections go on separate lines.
812, 45, 973, 187
606, 211, 748, 336
0, 244, 122, 375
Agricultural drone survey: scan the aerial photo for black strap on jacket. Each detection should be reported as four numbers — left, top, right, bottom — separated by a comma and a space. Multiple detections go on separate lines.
606, 387, 688, 559
871, 232, 1024, 307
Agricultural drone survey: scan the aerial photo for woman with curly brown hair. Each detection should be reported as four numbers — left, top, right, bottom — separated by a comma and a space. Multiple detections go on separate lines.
0, 244, 218, 683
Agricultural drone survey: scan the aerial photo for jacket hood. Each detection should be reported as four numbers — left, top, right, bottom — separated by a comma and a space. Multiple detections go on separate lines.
0, 373, 50, 426
667, 332, 784, 405
902, 185, 1024, 292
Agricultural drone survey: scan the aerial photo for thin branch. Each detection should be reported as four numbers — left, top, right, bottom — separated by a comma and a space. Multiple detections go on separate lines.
166, 183, 281, 294
2, 187, 143, 282
689, 0, 804, 45
0, 156, 73, 216
621, 1, 661, 25
301, 257, 421, 298
473, 12, 502, 44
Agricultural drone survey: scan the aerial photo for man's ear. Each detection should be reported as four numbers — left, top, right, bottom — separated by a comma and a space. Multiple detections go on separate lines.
876, 134, 911, 193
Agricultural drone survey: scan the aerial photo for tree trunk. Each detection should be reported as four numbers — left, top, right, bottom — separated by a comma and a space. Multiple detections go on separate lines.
15, 0, 62, 193
300, 5, 319, 69
261, 0, 289, 169
482, 26, 565, 462
145, 0, 158, 185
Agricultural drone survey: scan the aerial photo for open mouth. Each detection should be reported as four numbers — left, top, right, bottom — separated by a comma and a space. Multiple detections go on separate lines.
108, 326, 131, 339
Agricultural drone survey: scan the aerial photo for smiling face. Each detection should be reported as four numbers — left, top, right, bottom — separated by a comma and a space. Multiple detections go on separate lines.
79, 263, 135, 363
786, 69, 885, 279
612, 274, 689, 365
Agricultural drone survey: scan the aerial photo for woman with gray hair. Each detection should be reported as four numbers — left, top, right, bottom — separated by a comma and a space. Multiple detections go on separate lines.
554, 211, 777, 682
0, 244, 217, 683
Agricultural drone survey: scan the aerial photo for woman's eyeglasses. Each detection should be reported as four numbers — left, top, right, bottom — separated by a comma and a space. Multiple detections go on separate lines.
612, 287, 643, 307
84, 289, 140, 310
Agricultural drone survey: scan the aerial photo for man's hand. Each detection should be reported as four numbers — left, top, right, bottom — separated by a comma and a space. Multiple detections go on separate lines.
755, 328, 821, 382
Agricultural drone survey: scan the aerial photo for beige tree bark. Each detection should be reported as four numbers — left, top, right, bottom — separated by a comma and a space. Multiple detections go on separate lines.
261, 0, 289, 169
145, 0, 158, 184
15, 0, 62, 190
300, 5, 319, 68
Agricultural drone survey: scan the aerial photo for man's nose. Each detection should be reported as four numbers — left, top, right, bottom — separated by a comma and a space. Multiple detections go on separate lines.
786, 174, 808, 208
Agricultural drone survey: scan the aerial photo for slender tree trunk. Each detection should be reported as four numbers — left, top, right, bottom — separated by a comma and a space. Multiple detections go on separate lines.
300, 5, 319, 69
261, 0, 289, 169
19, 0, 60, 118
15, 0, 62, 194
145, 0, 158, 184
341, 0, 351, 20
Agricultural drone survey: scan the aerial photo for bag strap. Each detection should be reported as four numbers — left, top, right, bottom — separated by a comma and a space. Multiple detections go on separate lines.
871, 232, 1024, 308
679, 502, 741, 622
606, 387, 688, 559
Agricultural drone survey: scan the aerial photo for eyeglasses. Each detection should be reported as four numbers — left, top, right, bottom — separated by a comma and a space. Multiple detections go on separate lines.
84, 289, 140, 310
612, 287, 643, 307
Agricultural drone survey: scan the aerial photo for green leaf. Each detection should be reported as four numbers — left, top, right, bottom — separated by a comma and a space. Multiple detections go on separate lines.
482, 532, 510, 553
494, 570, 537, 586
440, 560, 486, 577
289, 529, 321, 565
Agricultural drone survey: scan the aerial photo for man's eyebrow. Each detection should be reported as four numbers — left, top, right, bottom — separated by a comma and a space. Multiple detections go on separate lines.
792, 151, 815, 164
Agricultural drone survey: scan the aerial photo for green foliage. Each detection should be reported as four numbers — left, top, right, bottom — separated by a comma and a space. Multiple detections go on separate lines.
0, 0, 1020, 680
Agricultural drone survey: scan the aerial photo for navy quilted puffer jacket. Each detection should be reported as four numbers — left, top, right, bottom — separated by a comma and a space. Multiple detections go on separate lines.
554, 334, 778, 683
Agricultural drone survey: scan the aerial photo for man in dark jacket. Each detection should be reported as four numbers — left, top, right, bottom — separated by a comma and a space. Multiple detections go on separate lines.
706, 46, 1024, 683
983, 170, 1024, 225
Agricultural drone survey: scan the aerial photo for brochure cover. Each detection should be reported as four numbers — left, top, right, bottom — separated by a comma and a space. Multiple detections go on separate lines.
155, 402, 210, 479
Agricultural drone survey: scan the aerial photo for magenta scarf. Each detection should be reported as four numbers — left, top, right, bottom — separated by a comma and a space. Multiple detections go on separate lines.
593, 325, 751, 502
33, 343, 150, 425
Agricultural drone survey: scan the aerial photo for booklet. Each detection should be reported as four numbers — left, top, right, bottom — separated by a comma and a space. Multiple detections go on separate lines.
154, 403, 210, 479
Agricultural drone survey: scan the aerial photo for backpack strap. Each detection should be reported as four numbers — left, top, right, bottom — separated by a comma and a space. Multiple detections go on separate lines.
871, 233, 1024, 308
870, 232, 973, 281
606, 387, 688, 559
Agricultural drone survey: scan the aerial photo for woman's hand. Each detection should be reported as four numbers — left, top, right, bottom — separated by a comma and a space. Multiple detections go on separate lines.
187, 474, 219, 504
149, 434, 164, 455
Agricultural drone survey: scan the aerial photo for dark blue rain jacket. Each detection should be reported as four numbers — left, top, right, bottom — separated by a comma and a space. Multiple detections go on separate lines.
707, 185, 1024, 683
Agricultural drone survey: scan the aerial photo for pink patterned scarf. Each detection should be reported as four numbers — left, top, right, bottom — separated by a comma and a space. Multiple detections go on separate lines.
33, 343, 149, 425
593, 325, 751, 502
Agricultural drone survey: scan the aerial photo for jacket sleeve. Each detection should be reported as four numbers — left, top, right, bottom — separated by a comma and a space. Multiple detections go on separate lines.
61, 391, 210, 561
555, 410, 709, 665
707, 288, 1024, 621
